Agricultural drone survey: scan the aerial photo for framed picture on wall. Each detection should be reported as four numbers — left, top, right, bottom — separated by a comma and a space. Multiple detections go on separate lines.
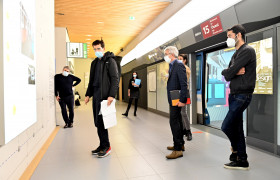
148, 70, 156, 92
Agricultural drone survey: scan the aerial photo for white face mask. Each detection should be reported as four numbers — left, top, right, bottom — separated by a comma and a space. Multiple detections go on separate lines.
62, 71, 69, 77
164, 55, 171, 63
133, 75, 137, 78
226, 35, 238, 48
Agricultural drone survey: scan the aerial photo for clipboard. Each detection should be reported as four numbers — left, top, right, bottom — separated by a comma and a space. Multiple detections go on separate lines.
170, 90, 180, 106
134, 79, 141, 87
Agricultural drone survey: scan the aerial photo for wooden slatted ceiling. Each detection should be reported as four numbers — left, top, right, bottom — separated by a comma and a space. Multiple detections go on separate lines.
55, 0, 170, 58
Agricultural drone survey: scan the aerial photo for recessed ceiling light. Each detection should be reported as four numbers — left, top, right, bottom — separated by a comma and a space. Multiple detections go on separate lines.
97, 21, 104, 23
86, 35, 92, 36
86, 39, 91, 40
129, 16, 135, 20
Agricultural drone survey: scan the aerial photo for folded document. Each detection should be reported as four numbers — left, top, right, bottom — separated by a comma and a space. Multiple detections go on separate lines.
100, 99, 117, 129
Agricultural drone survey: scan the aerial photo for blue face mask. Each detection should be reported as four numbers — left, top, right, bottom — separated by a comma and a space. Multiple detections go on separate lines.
62, 71, 69, 77
95, 51, 103, 58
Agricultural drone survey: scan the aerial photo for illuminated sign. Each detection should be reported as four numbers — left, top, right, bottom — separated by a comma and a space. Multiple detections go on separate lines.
249, 37, 273, 95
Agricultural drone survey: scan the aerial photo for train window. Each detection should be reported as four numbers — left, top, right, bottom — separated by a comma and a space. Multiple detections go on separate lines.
196, 60, 201, 90
196, 53, 203, 91
214, 84, 225, 98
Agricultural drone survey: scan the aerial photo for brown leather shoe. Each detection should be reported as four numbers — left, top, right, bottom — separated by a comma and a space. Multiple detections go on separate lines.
167, 145, 185, 151
166, 151, 183, 159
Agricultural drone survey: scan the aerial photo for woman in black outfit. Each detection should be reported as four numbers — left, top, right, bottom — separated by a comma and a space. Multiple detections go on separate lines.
122, 72, 141, 117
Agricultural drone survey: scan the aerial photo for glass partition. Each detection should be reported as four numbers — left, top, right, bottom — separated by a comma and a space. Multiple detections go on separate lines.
277, 26, 280, 147
247, 29, 274, 143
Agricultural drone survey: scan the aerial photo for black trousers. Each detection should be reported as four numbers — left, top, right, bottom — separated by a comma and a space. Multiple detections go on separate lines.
59, 95, 74, 124
92, 87, 110, 148
125, 98, 138, 113
169, 106, 184, 150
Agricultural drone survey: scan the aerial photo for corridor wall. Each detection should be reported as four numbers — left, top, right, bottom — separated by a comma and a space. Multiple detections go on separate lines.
0, 0, 56, 179
74, 58, 94, 100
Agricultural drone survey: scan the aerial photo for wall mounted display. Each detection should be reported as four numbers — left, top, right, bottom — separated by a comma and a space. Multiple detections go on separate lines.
67, 42, 87, 58
148, 70, 156, 92
1, 0, 36, 145
248, 37, 273, 95
156, 62, 169, 113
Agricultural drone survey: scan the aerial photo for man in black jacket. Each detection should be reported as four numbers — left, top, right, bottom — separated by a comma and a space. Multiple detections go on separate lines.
55, 66, 81, 128
164, 46, 188, 159
221, 25, 256, 170
85, 40, 119, 158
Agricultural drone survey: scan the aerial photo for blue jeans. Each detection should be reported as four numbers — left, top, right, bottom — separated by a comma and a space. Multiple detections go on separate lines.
221, 94, 252, 160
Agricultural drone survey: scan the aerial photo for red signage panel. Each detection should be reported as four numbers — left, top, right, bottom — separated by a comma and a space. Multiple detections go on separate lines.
200, 15, 223, 40
200, 20, 212, 39
210, 15, 223, 35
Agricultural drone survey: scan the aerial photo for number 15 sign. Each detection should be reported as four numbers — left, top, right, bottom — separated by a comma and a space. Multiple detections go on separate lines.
200, 15, 223, 40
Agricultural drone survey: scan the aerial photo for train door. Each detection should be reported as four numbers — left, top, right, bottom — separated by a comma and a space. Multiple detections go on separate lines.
195, 52, 204, 124
198, 47, 247, 130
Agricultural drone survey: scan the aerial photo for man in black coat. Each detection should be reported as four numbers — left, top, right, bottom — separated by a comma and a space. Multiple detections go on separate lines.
222, 25, 256, 170
85, 40, 119, 158
164, 46, 188, 159
55, 66, 81, 128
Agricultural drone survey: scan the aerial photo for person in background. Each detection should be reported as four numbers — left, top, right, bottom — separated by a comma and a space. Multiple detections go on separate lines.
164, 46, 188, 159
55, 66, 81, 128
221, 24, 256, 170
178, 54, 192, 141
122, 72, 142, 117
85, 39, 119, 158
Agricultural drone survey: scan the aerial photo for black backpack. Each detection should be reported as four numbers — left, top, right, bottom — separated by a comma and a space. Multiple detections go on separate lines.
113, 56, 122, 80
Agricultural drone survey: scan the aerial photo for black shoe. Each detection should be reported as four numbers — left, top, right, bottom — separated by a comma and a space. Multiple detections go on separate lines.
64, 124, 68, 128
224, 160, 249, 170
134, 112, 137, 116
68, 123, 73, 128
229, 152, 238, 162
186, 133, 192, 141
91, 146, 102, 155
122, 113, 128, 117
97, 147, 111, 158
186, 130, 192, 141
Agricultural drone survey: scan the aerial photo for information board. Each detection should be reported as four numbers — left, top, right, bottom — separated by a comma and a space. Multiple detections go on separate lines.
1, 0, 37, 145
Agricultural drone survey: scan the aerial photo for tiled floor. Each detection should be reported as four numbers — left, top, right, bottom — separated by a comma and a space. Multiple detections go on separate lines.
31, 101, 280, 180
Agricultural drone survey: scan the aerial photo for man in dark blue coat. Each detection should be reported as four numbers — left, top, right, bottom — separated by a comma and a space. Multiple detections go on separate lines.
164, 46, 188, 159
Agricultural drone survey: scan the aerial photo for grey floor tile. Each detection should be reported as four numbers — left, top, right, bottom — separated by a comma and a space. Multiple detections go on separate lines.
31, 101, 280, 180
118, 155, 157, 178
129, 174, 162, 180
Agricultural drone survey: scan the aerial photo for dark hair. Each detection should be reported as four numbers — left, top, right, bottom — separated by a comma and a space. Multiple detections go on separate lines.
92, 39, 105, 48
132, 71, 139, 79
227, 24, 246, 41
179, 54, 188, 65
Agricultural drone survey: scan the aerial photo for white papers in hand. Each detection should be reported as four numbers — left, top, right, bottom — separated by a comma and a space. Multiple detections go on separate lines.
100, 99, 117, 129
